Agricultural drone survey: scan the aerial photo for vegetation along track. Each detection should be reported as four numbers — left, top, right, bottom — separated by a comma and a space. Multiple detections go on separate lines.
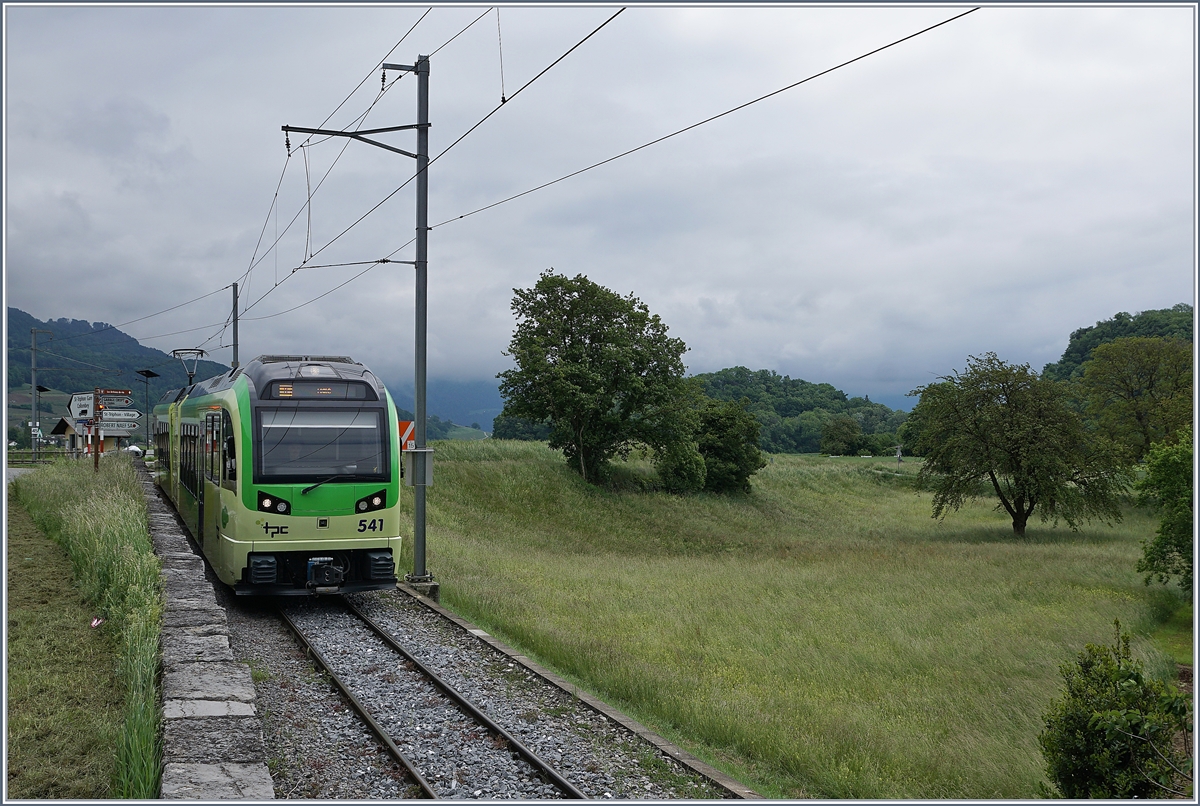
264, 588, 736, 799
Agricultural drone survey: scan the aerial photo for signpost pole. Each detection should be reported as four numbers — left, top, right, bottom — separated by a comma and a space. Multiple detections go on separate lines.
93, 389, 100, 472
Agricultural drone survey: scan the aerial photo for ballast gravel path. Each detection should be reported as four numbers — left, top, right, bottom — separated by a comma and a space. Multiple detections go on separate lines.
221, 585, 751, 799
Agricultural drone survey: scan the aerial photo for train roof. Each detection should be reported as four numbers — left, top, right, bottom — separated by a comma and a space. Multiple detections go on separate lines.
157, 354, 385, 404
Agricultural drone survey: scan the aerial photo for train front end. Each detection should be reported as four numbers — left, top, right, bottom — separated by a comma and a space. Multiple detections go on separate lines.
235, 355, 403, 595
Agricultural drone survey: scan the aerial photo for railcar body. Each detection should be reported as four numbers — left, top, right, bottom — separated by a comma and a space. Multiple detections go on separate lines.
152, 354, 403, 595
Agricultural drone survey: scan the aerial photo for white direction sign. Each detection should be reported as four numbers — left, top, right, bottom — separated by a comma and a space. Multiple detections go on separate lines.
70, 393, 93, 419
100, 409, 142, 421
98, 396, 134, 408
97, 421, 139, 432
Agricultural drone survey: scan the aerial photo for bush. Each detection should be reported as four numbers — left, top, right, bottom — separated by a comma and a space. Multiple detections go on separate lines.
696, 397, 767, 492
1039, 621, 1192, 798
654, 440, 706, 494
1135, 426, 1193, 592
491, 412, 552, 441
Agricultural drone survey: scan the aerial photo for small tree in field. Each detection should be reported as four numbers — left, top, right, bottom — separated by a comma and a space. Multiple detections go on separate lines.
907, 353, 1130, 536
1135, 426, 1193, 593
498, 270, 690, 483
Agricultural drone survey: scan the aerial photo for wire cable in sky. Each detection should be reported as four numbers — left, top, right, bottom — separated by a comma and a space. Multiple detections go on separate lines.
238, 9, 495, 320
430, 7, 492, 58
298, 7, 625, 270
432, 6, 980, 230
44, 285, 232, 343
31, 349, 119, 373
235, 10, 433, 312
216, 7, 974, 333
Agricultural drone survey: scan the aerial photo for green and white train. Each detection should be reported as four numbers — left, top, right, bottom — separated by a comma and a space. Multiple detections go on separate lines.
152, 354, 403, 595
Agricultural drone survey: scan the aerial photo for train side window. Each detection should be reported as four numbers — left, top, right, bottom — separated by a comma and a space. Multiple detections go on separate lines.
222, 409, 236, 485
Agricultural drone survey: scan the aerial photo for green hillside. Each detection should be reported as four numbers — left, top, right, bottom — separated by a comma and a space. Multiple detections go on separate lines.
1042, 303, 1193, 381
394, 439, 1186, 799
692, 366, 908, 453
7, 307, 231, 404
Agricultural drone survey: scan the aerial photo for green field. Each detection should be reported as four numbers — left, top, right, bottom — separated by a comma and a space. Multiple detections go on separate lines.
396, 440, 1190, 799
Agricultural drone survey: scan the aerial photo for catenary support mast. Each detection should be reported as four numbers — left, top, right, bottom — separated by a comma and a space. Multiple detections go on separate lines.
282, 55, 434, 590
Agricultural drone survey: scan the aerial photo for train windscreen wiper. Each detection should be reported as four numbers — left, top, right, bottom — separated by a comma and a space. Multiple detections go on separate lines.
301, 473, 368, 495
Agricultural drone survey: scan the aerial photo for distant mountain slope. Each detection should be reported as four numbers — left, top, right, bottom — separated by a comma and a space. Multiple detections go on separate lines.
7, 307, 230, 404
1042, 303, 1193, 381
7, 307, 482, 441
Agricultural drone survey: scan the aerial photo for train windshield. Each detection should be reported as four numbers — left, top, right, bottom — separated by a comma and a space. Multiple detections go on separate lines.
258, 408, 386, 480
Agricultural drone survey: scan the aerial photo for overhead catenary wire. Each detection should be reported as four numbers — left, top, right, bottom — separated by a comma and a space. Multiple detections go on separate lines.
234, 9, 436, 309
237, 8, 497, 322
216, 6, 980, 338
433, 6, 981, 230
290, 7, 626, 275
43, 285, 233, 343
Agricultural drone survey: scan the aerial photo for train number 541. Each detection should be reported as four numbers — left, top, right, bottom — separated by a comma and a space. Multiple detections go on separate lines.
357, 518, 385, 532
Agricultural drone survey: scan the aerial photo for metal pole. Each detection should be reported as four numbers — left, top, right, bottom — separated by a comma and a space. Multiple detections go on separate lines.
412, 54, 431, 581
30, 329, 51, 460
232, 282, 239, 370
31, 329, 38, 461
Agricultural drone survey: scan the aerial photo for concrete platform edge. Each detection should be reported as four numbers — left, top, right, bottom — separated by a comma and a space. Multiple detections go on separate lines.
137, 460, 274, 799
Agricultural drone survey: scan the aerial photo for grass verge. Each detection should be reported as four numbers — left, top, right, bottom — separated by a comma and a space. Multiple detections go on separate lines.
12, 455, 163, 798
398, 440, 1189, 799
5, 500, 123, 797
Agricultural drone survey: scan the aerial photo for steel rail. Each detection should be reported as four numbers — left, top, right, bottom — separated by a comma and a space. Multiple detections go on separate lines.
277, 607, 437, 798
344, 598, 588, 799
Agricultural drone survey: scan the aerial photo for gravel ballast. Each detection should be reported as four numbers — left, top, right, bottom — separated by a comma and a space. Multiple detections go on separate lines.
221, 586, 737, 799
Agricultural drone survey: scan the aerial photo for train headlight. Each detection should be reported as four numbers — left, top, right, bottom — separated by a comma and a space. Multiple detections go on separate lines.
354, 490, 387, 513
258, 491, 291, 515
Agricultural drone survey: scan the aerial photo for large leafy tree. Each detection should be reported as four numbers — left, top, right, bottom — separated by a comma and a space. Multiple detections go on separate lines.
1135, 426, 1193, 593
497, 270, 689, 483
907, 353, 1131, 536
1075, 336, 1192, 463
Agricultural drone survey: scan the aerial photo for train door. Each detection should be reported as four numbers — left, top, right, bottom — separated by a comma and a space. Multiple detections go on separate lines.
219, 409, 237, 558
202, 412, 222, 557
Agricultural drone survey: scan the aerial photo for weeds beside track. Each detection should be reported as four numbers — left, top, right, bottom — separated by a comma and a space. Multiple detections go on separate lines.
12, 455, 162, 798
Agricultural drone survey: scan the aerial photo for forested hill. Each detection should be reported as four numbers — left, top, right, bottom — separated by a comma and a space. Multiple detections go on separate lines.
1042, 303, 1193, 381
692, 367, 907, 454
8, 306, 462, 440
7, 307, 230, 402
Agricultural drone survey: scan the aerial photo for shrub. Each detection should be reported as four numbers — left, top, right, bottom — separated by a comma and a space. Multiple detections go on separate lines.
491, 412, 552, 441
1039, 621, 1192, 798
696, 397, 767, 492
654, 440, 706, 494
1135, 426, 1193, 592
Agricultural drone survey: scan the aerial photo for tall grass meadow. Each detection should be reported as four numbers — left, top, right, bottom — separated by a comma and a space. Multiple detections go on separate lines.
398, 440, 1186, 798
14, 454, 162, 798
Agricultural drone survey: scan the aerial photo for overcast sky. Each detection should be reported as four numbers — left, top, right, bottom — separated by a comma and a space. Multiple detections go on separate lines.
4, 3, 1195, 410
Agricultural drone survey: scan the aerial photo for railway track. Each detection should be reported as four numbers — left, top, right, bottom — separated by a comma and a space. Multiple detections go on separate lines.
280, 598, 586, 799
